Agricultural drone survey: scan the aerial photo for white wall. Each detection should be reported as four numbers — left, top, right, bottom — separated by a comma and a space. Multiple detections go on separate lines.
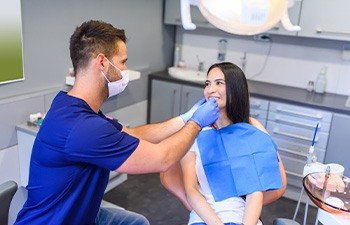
177, 28, 350, 96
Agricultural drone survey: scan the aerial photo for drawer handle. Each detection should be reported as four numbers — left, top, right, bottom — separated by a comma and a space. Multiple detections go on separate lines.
278, 147, 308, 157
250, 103, 261, 108
250, 112, 260, 117
273, 128, 319, 143
275, 116, 321, 129
276, 107, 323, 119
285, 170, 304, 178
316, 28, 350, 35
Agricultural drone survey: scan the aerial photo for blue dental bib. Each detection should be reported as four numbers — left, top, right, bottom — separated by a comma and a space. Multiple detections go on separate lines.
197, 123, 283, 202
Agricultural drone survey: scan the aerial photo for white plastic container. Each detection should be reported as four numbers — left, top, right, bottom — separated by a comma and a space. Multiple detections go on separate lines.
314, 67, 327, 94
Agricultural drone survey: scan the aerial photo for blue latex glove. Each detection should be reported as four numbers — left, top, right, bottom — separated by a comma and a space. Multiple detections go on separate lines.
189, 98, 219, 129
180, 97, 206, 123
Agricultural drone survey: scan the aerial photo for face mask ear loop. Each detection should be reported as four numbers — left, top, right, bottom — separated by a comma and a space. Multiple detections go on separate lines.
100, 70, 111, 83
104, 57, 124, 78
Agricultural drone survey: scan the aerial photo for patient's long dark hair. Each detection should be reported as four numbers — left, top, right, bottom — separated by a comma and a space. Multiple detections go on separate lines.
207, 62, 250, 124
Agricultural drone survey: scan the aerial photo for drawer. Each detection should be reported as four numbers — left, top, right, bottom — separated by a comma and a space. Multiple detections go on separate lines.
280, 155, 305, 176
267, 121, 329, 149
276, 138, 326, 163
285, 171, 303, 188
268, 111, 331, 132
269, 102, 332, 123
250, 109, 268, 120
250, 97, 269, 110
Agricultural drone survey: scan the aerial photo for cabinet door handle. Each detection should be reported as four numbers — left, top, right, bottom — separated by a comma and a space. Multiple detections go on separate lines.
278, 146, 308, 158
276, 107, 323, 119
273, 128, 318, 143
184, 92, 189, 111
316, 28, 350, 35
171, 89, 177, 117
175, 19, 210, 25
285, 170, 304, 178
275, 116, 321, 129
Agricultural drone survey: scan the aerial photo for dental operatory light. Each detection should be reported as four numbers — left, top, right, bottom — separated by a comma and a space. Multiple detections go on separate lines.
181, 0, 301, 35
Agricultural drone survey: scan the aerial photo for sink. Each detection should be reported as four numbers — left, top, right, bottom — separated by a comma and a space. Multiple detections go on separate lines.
168, 67, 207, 83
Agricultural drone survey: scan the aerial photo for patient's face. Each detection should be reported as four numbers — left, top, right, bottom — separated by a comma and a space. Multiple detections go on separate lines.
204, 67, 226, 111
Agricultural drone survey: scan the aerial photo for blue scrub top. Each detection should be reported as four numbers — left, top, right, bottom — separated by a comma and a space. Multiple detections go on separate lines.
15, 91, 139, 225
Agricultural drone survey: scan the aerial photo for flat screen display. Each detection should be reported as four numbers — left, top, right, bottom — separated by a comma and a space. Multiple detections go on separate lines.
0, 0, 24, 84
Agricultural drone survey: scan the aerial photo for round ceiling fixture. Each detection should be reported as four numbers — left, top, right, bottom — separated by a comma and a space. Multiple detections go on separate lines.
181, 0, 301, 35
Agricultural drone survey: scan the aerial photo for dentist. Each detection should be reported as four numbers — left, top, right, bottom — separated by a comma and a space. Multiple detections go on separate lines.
14, 20, 219, 225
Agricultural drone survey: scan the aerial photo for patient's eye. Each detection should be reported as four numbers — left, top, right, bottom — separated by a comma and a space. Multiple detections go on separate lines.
215, 80, 225, 85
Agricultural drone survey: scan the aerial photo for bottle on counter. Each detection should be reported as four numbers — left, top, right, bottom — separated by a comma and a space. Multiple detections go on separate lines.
314, 66, 327, 94
306, 81, 314, 92
177, 59, 186, 68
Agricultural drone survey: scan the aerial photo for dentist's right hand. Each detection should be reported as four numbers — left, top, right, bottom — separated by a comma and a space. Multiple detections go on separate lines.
189, 98, 219, 129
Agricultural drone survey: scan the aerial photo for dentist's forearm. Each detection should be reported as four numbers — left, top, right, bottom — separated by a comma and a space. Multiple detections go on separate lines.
123, 116, 185, 143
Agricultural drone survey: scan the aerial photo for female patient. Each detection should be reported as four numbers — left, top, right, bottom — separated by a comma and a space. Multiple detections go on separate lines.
162, 62, 286, 225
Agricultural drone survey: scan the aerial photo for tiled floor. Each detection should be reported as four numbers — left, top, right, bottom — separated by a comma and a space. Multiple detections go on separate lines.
103, 173, 318, 225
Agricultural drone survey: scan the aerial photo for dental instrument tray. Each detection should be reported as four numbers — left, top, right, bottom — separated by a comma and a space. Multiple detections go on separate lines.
303, 172, 350, 216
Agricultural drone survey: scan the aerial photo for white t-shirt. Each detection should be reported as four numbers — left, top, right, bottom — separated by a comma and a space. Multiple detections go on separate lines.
188, 128, 263, 225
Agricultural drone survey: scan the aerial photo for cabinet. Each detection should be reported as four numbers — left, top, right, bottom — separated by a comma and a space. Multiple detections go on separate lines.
298, 0, 350, 41
266, 102, 332, 196
325, 113, 350, 177
149, 79, 203, 123
16, 123, 127, 192
250, 97, 269, 127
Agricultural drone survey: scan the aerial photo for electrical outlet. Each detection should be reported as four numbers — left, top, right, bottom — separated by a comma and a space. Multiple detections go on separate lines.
254, 34, 271, 42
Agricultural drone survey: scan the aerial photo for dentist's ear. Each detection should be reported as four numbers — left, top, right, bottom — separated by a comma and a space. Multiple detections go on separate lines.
96, 54, 106, 69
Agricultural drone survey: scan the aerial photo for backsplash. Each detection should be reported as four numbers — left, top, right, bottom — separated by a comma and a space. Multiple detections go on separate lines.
175, 27, 350, 96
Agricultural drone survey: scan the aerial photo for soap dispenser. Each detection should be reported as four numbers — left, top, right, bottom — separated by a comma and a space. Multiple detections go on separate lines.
314, 67, 327, 94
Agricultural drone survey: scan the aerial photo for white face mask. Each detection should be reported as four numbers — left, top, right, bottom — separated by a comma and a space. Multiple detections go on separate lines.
101, 57, 129, 98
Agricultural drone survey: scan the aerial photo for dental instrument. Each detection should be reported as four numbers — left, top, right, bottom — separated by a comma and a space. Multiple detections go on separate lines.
306, 122, 319, 166
293, 122, 325, 225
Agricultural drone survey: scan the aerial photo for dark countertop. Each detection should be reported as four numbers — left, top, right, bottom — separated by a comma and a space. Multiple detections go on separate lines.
150, 71, 350, 115
16, 123, 40, 136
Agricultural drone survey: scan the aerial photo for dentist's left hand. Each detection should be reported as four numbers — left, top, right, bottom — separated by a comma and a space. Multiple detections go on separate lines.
189, 98, 219, 129
180, 97, 206, 123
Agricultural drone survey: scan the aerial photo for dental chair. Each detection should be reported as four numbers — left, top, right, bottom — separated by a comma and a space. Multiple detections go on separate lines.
0, 181, 18, 225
